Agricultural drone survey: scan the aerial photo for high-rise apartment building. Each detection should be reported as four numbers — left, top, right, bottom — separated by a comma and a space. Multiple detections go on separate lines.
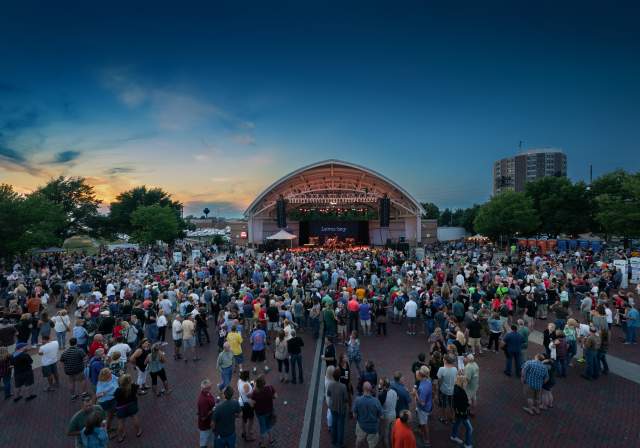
493, 149, 567, 194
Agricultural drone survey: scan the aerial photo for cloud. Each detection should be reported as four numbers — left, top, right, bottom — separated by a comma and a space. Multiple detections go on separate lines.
102, 68, 255, 133
231, 134, 256, 146
51, 150, 81, 164
1, 109, 39, 132
105, 167, 136, 175
0, 143, 45, 175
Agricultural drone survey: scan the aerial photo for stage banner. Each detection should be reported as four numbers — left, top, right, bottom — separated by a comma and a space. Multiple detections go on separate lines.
173, 251, 182, 263
309, 221, 359, 238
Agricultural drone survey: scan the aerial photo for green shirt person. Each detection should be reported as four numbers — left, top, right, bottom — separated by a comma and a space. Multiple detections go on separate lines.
67, 397, 106, 448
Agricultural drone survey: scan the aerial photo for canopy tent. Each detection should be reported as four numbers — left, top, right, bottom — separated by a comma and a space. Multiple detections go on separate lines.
466, 234, 490, 243
266, 229, 297, 240
266, 229, 297, 248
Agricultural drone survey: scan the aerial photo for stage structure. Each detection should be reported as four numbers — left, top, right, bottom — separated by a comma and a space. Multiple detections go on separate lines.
244, 160, 426, 247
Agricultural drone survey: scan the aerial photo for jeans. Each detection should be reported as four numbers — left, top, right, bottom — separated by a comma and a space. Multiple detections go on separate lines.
56, 331, 66, 348
348, 312, 359, 334
626, 326, 637, 343
584, 348, 600, 379
567, 340, 577, 362
555, 319, 566, 331
290, 354, 303, 383
451, 416, 473, 446
277, 358, 289, 374
311, 318, 320, 338
330, 410, 345, 447
2, 373, 11, 398
488, 332, 501, 351
30, 326, 40, 345
504, 351, 522, 376
597, 351, 609, 374
218, 366, 233, 391
555, 358, 567, 377
214, 433, 236, 448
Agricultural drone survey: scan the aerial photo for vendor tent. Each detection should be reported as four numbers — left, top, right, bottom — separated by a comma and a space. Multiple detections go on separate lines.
266, 229, 297, 240
266, 229, 297, 248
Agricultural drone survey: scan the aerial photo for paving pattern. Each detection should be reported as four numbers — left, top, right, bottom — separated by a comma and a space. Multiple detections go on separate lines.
1, 316, 639, 448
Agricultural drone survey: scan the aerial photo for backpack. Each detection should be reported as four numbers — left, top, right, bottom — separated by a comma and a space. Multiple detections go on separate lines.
394, 297, 405, 311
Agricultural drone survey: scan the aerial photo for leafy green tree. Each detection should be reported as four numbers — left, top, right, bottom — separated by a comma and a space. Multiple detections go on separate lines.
593, 171, 640, 238
474, 191, 540, 243
524, 177, 592, 236
420, 202, 440, 220
36, 176, 101, 236
438, 208, 453, 226
0, 185, 66, 257
130, 204, 181, 245
461, 204, 480, 234
110, 186, 183, 234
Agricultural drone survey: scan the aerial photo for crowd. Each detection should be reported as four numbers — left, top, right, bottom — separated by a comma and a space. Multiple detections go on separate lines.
0, 240, 638, 448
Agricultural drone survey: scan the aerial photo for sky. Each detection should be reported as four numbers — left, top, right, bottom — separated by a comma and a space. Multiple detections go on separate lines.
1, 1, 639, 217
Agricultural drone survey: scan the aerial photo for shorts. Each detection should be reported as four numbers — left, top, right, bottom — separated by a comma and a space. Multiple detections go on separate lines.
438, 392, 453, 408
393, 308, 402, 316
267, 322, 278, 331
468, 337, 481, 351
251, 350, 265, 362
525, 386, 541, 402
337, 325, 347, 334
99, 398, 116, 412
116, 401, 139, 418
150, 369, 167, 385
355, 423, 379, 448
416, 408, 430, 425
42, 363, 58, 378
199, 429, 213, 447
183, 337, 196, 349
68, 372, 84, 382
15, 371, 34, 388
174, 339, 183, 348
241, 402, 255, 421
407, 317, 416, 325
233, 354, 244, 365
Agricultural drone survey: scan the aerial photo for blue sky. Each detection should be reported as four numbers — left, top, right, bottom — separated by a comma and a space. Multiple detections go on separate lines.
1, 1, 639, 216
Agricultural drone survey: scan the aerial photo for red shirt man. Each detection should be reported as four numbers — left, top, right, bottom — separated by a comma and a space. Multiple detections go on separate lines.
197, 381, 216, 431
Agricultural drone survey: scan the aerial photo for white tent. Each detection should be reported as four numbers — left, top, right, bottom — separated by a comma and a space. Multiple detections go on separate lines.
266, 229, 297, 240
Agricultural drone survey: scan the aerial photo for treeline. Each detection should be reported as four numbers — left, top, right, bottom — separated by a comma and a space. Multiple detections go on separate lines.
422, 169, 640, 242
0, 177, 189, 258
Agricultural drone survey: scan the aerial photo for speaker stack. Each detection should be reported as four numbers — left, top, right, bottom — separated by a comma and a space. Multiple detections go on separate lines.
379, 195, 390, 227
276, 197, 287, 228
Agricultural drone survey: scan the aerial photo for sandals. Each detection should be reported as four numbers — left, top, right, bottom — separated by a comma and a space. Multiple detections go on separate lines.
136, 430, 143, 438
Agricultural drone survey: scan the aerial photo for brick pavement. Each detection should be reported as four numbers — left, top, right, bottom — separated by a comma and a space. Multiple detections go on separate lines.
318, 320, 640, 448
0, 326, 316, 448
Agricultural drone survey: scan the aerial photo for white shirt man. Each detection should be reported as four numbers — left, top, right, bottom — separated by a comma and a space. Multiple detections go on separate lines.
172, 318, 183, 341
39, 339, 59, 367
108, 342, 132, 361
404, 299, 418, 318
455, 273, 465, 287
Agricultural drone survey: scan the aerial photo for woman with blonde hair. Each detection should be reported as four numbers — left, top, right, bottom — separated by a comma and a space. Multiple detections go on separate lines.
450, 374, 473, 447
324, 365, 336, 430
564, 318, 578, 368
95, 367, 118, 432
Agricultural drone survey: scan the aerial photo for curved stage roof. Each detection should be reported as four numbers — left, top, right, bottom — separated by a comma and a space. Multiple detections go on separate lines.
245, 159, 424, 219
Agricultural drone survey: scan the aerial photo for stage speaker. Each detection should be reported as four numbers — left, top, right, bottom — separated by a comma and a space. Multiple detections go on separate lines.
379, 196, 390, 227
276, 198, 287, 228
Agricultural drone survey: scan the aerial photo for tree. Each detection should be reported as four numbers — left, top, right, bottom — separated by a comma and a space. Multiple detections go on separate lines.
203, 207, 210, 218
420, 202, 439, 220
438, 208, 453, 226
524, 177, 593, 236
474, 191, 540, 243
109, 186, 183, 234
461, 204, 480, 234
593, 171, 640, 239
36, 176, 101, 236
130, 205, 181, 245
0, 185, 66, 257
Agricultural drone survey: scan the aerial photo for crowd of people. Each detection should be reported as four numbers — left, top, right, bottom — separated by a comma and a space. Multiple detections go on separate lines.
0, 240, 638, 447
